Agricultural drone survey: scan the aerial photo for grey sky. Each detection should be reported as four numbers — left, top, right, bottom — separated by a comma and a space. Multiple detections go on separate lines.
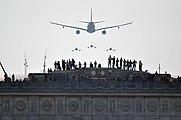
0, 0, 181, 78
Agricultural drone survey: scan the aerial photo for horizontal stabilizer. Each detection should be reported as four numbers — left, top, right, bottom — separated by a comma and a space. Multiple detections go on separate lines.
94, 21, 104, 24
78, 21, 90, 23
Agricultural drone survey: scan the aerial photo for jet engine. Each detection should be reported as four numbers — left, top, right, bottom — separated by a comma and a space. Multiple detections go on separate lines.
76, 30, 80, 34
102, 30, 106, 35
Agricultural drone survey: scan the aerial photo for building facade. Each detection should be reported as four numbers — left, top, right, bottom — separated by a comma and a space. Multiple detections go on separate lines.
0, 68, 181, 120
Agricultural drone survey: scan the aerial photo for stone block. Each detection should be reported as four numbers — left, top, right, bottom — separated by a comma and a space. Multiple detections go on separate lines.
171, 97, 181, 116
14, 97, 28, 115
14, 115, 28, 120
93, 116, 106, 120
29, 97, 39, 115
82, 98, 92, 115
66, 97, 81, 115
160, 117, 171, 120
2, 116, 13, 120
66, 115, 82, 120
2, 97, 13, 115
145, 97, 159, 116
40, 116, 55, 120
92, 97, 107, 115
108, 98, 118, 115
134, 116, 144, 120
81, 116, 93, 120
28, 116, 40, 120
144, 116, 160, 120
40, 97, 55, 115
160, 97, 171, 116
119, 115, 134, 120
118, 97, 133, 115
134, 97, 144, 115
55, 116, 66, 120
172, 117, 181, 120
55, 97, 65, 115
107, 115, 118, 120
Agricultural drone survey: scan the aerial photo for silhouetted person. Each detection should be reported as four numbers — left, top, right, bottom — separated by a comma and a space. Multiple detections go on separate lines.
133, 59, 137, 71
108, 55, 112, 68
139, 60, 143, 71
72, 58, 75, 69
98, 63, 101, 68
116, 58, 119, 69
127, 59, 130, 70
57, 61, 61, 71
120, 57, 123, 69
123, 59, 126, 70
129, 60, 132, 70
112, 56, 115, 68
12, 74, 15, 82
90, 62, 93, 68
48, 68, 52, 73
94, 61, 97, 68
4, 73, 8, 81
78, 61, 82, 69
66, 60, 70, 70
62, 59, 66, 70
83, 62, 87, 68
54, 61, 57, 70
68, 59, 72, 70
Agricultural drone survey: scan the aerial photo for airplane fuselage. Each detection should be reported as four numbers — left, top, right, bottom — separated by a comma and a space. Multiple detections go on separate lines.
87, 22, 95, 33
50, 9, 132, 35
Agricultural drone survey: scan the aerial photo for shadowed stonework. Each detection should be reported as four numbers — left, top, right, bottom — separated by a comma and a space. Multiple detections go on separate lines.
0, 68, 181, 120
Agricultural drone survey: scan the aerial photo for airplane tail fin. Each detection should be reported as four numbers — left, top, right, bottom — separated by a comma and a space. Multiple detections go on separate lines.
79, 8, 93, 23
91, 8, 92, 22
79, 9, 104, 24
90, 8, 104, 24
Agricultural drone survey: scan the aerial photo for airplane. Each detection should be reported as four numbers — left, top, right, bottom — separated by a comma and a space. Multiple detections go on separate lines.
71, 47, 81, 52
87, 44, 97, 49
50, 9, 132, 35
106, 47, 116, 52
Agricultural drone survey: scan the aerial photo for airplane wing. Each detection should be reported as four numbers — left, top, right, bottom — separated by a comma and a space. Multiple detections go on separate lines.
95, 21, 133, 31
50, 21, 87, 31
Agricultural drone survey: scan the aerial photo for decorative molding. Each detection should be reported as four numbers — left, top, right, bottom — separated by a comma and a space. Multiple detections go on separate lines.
15, 100, 26, 111
41, 100, 52, 112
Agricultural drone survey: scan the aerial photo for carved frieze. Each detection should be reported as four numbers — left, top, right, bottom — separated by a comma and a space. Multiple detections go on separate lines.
15, 100, 26, 111
40, 98, 54, 115
41, 100, 53, 112
56, 98, 65, 115
0, 95, 181, 118
93, 98, 107, 115
2, 97, 12, 115
68, 101, 79, 112
66, 98, 81, 115
145, 98, 159, 116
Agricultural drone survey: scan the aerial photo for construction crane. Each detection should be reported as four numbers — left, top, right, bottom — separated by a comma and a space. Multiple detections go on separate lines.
0, 61, 11, 82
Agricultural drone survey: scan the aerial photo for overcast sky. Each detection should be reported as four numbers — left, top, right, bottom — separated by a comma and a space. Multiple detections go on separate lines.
0, 0, 181, 79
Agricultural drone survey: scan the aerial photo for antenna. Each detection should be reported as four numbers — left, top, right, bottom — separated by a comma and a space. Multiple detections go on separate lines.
24, 51, 28, 77
43, 49, 47, 73
158, 64, 162, 74
90, 8, 93, 22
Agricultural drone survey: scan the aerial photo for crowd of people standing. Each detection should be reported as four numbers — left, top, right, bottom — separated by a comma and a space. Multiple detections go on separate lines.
48, 55, 143, 72
48, 58, 102, 72
108, 55, 143, 71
